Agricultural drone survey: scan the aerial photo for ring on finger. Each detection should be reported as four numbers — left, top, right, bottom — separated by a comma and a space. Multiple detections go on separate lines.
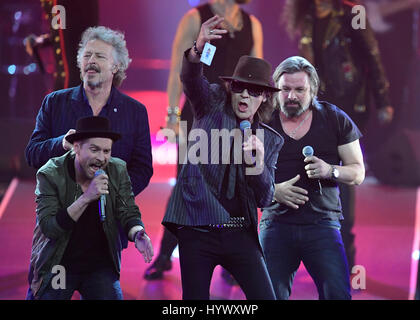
209, 29, 214, 35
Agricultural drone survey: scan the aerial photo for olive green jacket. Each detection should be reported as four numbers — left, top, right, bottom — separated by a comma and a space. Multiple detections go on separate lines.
28, 151, 144, 298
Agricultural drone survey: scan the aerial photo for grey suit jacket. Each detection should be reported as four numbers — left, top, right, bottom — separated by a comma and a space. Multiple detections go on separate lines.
162, 52, 283, 232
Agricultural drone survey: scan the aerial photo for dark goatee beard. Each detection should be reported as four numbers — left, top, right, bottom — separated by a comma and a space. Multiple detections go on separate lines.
281, 101, 307, 118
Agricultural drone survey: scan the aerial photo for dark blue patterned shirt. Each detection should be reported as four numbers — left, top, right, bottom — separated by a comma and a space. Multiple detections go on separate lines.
25, 84, 153, 196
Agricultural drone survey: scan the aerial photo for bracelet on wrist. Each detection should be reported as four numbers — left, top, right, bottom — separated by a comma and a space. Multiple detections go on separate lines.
193, 41, 202, 57
167, 106, 180, 115
166, 106, 181, 124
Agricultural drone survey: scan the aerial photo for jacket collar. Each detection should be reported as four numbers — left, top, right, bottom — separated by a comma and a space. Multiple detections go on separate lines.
68, 84, 124, 120
71, 83, 118, 105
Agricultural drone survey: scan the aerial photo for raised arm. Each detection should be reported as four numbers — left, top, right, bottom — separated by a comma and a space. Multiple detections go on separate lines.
180, 15, 227, 119
249, 14, 263, 58
166, 9, 201, 110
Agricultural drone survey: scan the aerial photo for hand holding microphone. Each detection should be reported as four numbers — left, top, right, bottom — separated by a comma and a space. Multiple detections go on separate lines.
302, 146, 331, 180
83, 169, 108, 221
302, 146, 333, 195
94, 169, 107, 221
240, 120, 264, 168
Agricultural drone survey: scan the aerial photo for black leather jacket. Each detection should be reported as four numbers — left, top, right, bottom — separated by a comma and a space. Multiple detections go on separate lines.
299, 3, 390, 130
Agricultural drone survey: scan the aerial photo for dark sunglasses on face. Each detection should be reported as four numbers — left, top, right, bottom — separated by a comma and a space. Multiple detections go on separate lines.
230, 81, 265, 97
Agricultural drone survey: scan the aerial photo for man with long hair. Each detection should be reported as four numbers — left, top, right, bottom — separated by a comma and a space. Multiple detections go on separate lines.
162, 16, 283, 299
282, 0, 393, 270
146, 0, 263, 282
260, 56, 365, 300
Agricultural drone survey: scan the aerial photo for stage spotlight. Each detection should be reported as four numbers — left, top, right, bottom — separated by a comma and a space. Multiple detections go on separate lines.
14, 11, 22, 20
7, 65, 16, 75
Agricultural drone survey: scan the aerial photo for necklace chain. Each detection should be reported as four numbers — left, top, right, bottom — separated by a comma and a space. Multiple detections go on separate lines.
281, 110, 312, 138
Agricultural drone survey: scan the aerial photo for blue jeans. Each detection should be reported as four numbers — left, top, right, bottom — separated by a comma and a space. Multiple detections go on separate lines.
26, 267, 123, 300
259, 218, 351, 300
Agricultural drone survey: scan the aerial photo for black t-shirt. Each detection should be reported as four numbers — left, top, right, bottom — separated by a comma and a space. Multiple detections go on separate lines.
60, 158, 114, 274
263, 102, 362, 224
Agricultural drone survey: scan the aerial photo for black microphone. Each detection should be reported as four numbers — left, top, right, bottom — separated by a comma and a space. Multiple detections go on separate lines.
94, 169, 106, 221
302, 145, 322, 195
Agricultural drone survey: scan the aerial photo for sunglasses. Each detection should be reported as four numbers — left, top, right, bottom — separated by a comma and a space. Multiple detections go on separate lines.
230, 81, 265, 97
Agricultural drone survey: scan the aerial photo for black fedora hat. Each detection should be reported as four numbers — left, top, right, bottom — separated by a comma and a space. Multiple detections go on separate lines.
219, 55, 280, 92
65, 116, 121, 144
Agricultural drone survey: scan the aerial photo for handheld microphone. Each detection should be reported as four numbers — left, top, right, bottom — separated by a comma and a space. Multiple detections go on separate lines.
239, 120, 251, 132
240, 120, 256, 165
302, 145, 322, 195
302, 145, 314, 158
94, 169, 106, 221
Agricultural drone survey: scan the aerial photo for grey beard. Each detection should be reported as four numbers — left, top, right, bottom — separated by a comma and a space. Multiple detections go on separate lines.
87, 79, 103, 90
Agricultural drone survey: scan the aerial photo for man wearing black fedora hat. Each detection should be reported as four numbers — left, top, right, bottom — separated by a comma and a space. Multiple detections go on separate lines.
26, 116, 153, 300
162, 15, 283, 300
25, 26, 153, 202
25, 26, 153, 252
146, 0, 264, 283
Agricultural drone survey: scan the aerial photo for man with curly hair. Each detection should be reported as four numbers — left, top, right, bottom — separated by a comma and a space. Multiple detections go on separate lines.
25, 26, 153, 204
25, 26, 153, 253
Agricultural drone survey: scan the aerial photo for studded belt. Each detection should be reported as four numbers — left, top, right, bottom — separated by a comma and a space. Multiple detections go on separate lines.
208, 216, 246, 229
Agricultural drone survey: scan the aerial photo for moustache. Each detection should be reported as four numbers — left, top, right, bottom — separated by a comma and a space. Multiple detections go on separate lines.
85, 64, 100, 73
285, 100, 301, 107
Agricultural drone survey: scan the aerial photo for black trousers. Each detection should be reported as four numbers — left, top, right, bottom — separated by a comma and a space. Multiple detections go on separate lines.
176, 226, 276, 300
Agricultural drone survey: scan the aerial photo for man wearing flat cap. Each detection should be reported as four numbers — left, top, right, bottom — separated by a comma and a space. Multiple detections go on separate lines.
162, 15, 283, 300
26, 116, 153, 300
